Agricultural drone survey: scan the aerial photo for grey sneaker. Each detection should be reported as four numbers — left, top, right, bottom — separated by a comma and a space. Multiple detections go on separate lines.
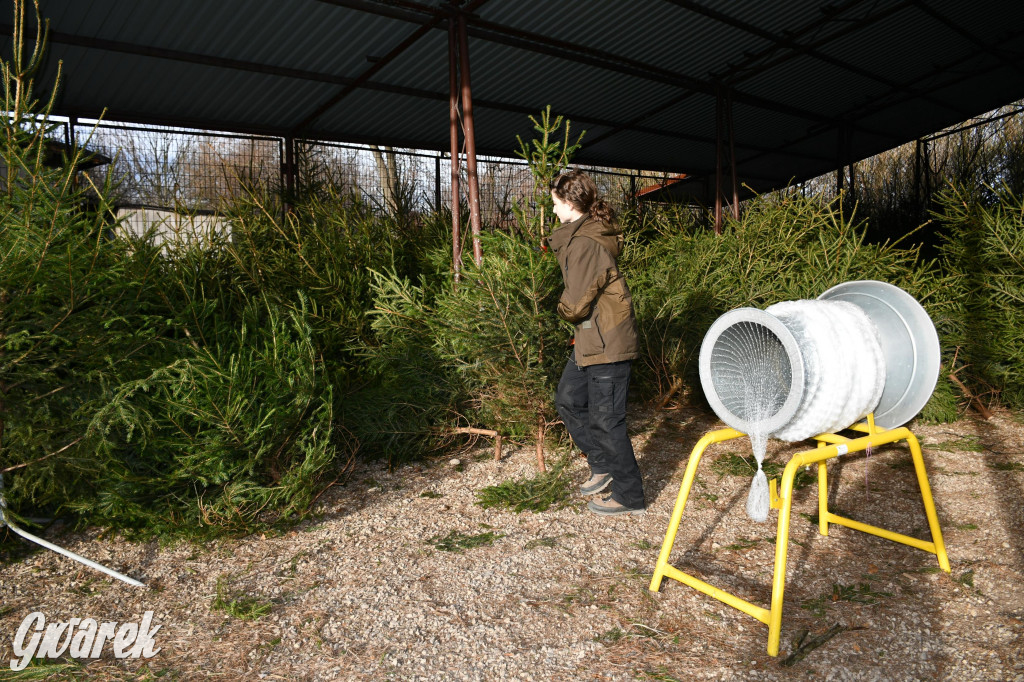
588, 495, 645, 516
579, 472, 613, 496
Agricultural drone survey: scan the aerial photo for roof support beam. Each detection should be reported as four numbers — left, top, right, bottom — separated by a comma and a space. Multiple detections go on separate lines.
316, 0, 848, 127
328, 0, 915, 148
587, 0, 880, 149
583, 91, 698, 149
835, 28, 1024, 131
314, 0, 435, 26
737, 30, 1024, 182
0, 23, 665, 146
664, 0, 971, 121
715, 0, 911, 85
908, 0, 1024, 80
295, 0, 491, 131
294, 21, 439, 131
0, 22, 831, 164
0, 24, 358, 85
462, 23, 836, 127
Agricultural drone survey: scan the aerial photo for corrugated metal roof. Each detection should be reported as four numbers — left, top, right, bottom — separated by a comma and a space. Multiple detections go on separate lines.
1, 0, 1022, 197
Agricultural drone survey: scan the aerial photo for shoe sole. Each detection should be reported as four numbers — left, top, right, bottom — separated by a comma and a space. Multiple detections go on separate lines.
587, 502, 646, 516
579, 475, 613, 496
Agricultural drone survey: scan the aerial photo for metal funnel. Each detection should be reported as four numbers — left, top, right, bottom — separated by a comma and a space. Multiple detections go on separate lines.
817, 280, 941, 429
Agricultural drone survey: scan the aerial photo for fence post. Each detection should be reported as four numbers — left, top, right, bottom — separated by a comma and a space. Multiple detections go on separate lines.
835, 122, 848, 196
282, 136, 296, 215
435, 154, 441, 213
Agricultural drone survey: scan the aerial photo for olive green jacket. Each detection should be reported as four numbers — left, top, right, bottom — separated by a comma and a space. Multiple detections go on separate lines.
544, 214, 639, 367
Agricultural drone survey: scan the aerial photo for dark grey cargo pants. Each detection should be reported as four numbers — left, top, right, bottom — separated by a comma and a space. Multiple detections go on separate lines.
554, 351, 645, 509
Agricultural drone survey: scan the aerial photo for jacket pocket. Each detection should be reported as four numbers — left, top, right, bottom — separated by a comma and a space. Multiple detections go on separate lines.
576, 313, 606, 357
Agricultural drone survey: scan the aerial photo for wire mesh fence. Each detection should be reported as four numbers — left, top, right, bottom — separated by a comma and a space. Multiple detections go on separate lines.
75, 121, 282, 212
68, 119, 643, 228
300, 139, 640, 228
30, 101, 1024, 237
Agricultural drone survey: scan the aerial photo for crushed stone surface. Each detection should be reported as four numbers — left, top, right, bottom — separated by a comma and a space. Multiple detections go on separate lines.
2, 407, 1022, 680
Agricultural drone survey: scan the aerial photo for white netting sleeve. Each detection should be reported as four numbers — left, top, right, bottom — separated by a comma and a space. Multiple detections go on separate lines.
766, 299, 885, 441
745, 467, 770, 523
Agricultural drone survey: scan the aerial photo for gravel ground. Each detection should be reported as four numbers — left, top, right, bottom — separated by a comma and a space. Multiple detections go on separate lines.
1, 407, 1022, 680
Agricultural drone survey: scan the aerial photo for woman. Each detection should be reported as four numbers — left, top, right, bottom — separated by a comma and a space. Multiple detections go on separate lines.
543, 170, 645, 516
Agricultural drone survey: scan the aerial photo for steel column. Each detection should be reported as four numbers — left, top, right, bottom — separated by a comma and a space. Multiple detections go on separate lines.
457, 12, 483, 266
727, 88, 739, 220
448, 17, 462, 282
714, 87, 723, 234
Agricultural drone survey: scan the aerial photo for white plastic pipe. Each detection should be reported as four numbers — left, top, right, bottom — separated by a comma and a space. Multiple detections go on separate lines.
0, 475, 145, 588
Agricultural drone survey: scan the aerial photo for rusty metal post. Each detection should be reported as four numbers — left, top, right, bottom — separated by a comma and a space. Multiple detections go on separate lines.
457, 12, 483, 266
703, 176, 711, 230
714, 86, 723, 234
727, 89, 739, 220
448, 17, 462, 282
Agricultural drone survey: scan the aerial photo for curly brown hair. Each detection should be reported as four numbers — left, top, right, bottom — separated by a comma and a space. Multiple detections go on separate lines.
550, 169, 615, 224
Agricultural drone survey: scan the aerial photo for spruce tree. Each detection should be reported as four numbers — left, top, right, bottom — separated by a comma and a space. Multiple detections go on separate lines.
366, 110, 586, 467
0, 0, 165, 522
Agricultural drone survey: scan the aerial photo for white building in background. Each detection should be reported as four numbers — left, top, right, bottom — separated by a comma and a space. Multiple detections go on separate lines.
114, 206, 231, 250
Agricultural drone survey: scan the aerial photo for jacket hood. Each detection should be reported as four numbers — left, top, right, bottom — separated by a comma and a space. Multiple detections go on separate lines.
545, 214, 622, 257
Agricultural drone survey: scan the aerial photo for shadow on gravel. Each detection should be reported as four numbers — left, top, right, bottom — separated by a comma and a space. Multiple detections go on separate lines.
974, 415, 1024, 567
635, 406, 721, 508
633, 406, 984, 672
820, 429, 952, 675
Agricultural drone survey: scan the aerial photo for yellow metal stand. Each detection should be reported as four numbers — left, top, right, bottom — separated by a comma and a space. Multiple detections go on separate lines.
649, 416, 950, 657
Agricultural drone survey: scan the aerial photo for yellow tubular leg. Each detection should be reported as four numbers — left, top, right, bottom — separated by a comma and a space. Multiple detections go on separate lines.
906, 432, 951, 572
817, 441, 829, 536
651, 420, 949, 658
766, 453, 804, 657
650, 428, 743, 592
